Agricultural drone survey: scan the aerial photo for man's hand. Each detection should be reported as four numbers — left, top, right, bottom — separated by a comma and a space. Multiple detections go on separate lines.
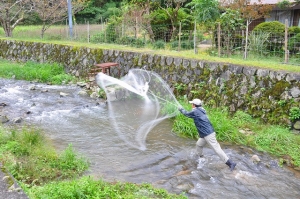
178, 106, 183, 111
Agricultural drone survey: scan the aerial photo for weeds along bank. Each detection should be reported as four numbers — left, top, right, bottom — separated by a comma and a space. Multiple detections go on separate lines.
0, 38, 299, 127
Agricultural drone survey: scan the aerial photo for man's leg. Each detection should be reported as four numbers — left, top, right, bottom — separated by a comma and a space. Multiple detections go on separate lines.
196, 137, 206, 157
204, 132, 229, 163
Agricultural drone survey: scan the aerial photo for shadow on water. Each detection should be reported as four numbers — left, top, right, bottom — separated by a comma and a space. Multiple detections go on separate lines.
0, 78, 300, 199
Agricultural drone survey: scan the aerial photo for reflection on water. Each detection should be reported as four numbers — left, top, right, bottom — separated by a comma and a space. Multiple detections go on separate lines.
0, 78, 300, 199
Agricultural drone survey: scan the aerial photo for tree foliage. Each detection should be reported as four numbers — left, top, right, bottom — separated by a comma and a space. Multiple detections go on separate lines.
0, 0, 34, 37
186, 0, 220, 27
219, 0, 274, 23
34, 0, 86, 38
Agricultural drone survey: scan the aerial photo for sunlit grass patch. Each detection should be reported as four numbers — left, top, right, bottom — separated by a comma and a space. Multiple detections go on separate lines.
0, 59, 77, 84
0, 125, 89, 186
27, 176, 188, 199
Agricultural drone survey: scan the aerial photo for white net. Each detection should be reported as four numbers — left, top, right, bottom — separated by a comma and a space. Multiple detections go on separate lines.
96, 68, 180, 150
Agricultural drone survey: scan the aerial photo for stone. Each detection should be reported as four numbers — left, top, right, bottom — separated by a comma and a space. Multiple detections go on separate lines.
251, 155, 261, 163
78, 90, 88, 96
0, 115, 9, 123
13, 117, 22, 123
290, 87, 300, 98
293, 120, 300, 130
59, 92, 68, 97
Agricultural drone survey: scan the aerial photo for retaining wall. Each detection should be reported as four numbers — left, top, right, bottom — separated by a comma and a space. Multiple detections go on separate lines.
0, 39, 300, 128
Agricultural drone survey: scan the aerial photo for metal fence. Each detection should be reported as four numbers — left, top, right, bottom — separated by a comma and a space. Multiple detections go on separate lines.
3, 20, 300, 65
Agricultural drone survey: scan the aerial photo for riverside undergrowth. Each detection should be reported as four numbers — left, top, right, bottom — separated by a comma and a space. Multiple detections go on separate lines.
0, 59, 77, 84
172, 100, 300, 168
0, 125, 187, 199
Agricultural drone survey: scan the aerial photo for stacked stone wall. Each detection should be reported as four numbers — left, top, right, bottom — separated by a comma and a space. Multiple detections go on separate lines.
1, 39, 300, 128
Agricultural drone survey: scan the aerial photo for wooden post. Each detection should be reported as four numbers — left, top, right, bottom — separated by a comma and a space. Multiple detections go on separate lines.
87, 21, 90, 43
194, 20, 198, 54
218, 22, 221, 57
122, 20, 124, 37
284, 19, 289, 64
135, 17, 138, 39
178, 22, 181, 51
244, 20, 249, 59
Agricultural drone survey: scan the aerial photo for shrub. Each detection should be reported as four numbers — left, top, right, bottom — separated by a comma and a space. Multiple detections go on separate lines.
253, 21, 285, 53
131, 38, 145, 48
288, 33, 300, 54
153, 40, 165, 49
170, 40, 193, 50
253, 21, 285, 36
115, 36, 135, 45
288, 26, 300, 36
90, 32, 105, 43
248, 31, 270, 56
289, 107, 300, 122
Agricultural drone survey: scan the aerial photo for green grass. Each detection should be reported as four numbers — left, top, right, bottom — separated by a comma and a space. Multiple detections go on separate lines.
0, 59, 77, 84
173, 100, 300, 168
27, 176, 187, 199
0, 125, 89, 186
0, 125, 187, 199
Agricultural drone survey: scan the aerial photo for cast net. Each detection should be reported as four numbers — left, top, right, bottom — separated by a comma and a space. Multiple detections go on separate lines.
96, 68, 181, 150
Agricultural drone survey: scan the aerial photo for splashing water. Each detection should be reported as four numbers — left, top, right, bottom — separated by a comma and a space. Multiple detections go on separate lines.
96, 69, 181, 150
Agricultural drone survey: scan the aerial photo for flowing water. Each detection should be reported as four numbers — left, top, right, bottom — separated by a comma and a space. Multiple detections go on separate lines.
0, 78, 300, 199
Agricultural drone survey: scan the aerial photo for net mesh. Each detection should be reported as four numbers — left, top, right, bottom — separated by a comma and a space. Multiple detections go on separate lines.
96, 69, 180, 150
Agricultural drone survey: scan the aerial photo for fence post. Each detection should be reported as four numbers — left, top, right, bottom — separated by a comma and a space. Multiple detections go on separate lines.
178, 22, 181, 51
244, 20, 249, 60
66, 19, 68, 39
218, 22, 221, 57
87, 21, 90, 43
284, 19, 289, 64
135, 17, 138, 39
122, 20, 124, 37
194, 20, 198, 54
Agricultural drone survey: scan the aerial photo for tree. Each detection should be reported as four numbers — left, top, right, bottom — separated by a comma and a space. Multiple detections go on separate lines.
158, 0, 188, 40
186, 0, 220, 28
75, 0, 123, 24
33, 0, 86, 39
121, 0, 153, 40
0, 0, 35, 37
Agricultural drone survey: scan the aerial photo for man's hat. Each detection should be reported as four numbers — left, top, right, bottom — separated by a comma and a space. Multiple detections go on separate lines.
189, 99, 202, 106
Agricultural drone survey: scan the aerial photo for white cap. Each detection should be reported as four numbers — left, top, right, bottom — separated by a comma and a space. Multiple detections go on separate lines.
189, 99, 202, 106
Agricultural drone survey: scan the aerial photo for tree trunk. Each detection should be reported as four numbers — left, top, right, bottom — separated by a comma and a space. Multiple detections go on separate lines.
2, 20, 13, 37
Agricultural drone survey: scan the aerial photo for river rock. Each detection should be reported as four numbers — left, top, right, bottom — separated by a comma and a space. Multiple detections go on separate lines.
293, 120, 300, 130
0, 115, 9, 123
78, 90, 88, 96
251, 155, 260, 163
12, 117, 22, 123
60, 92, 69, 97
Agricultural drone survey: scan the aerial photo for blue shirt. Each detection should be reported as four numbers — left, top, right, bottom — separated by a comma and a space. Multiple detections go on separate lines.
179, 107, 215, 138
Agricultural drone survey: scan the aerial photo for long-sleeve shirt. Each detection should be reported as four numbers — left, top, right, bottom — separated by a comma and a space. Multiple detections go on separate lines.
179, 107, 214, 138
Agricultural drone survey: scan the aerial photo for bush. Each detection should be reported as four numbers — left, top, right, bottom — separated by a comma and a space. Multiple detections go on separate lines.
253, 21, 285, 36
288, 26, 300, 35
115, 36, 135, 45
131, 38, 145, 48
152, 40, 165, 49
253, 21, 285, 53
90, 32, 105, 43
170, 40, 193, 50
289, 107, 300, 122
288, 33, 300, 54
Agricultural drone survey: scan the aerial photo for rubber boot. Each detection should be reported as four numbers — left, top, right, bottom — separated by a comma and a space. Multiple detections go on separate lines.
225, 159, 236, 171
